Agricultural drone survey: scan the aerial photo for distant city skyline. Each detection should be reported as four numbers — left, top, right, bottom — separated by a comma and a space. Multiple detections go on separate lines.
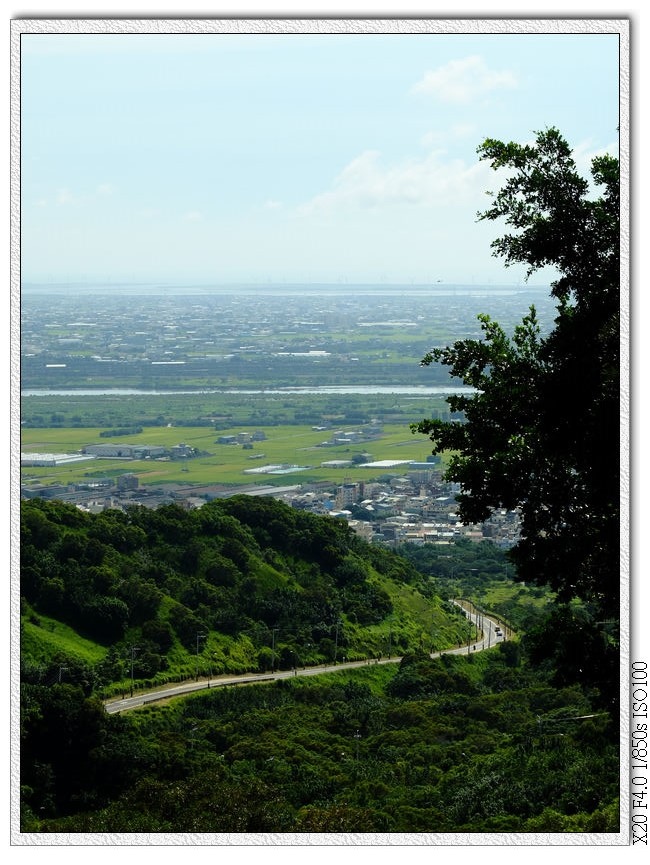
19, 20, 622, 286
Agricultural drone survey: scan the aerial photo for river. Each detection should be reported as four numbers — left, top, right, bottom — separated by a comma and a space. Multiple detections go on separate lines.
22, 385, 477, 397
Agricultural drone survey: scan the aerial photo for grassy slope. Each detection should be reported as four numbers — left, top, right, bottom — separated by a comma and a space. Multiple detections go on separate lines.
22, 612, 108, 666
22, 563, 469, 698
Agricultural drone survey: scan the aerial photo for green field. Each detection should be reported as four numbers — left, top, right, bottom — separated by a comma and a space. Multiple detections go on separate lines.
22, 612, 109, 667
21, 422, 440, 488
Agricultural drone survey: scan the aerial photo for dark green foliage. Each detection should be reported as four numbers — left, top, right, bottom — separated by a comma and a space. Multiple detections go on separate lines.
20, 683, 132, 818
20, 653, 99, 693
87, 509, 147, 554
366, 542, 423, 585
21, 654, 619, 833
398, 537, 507, 585
115, 576, 162, 625
412, 130, 619, 746
413, 128, 619, 624
344, 581, 392, 625
218, 494, 353, 571
79, 595, 130, 643
140, 619, 174, 653
387, 653, 476, 700
523, 604, 619, 710
99, 426, 143, 437
20, 495, 410, 684
167, 601, 208, 651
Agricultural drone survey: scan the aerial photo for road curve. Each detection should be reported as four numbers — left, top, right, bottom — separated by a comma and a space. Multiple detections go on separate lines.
104, 603, 509, 714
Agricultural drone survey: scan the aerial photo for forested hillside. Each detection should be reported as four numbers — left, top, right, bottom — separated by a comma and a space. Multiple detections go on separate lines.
21, 495, 470, 695
20, 495, 620, 834
21, 646, 619, 833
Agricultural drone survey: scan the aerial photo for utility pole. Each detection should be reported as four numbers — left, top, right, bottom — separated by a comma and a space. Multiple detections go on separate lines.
129, 646, 139, 697
472, 599, 483, 641
271, 628, 279, 672
334, 620, 342, 664
208, 652, 218, 687
195, 632, 206, 681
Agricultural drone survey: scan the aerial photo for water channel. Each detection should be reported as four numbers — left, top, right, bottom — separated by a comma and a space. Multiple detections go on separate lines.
22, 385, 476, 397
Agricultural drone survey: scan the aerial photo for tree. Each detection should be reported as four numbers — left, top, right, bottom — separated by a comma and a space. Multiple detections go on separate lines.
413, 128, 620, 622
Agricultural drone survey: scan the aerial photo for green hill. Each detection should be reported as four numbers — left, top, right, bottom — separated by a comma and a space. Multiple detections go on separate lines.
20, 495, 469, 696
19, 495, 620, 835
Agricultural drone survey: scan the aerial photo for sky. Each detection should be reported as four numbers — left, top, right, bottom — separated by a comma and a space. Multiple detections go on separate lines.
19, 22, 622, 287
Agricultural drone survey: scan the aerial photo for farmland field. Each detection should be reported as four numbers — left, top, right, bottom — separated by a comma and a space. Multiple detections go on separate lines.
20, 422, 442, 488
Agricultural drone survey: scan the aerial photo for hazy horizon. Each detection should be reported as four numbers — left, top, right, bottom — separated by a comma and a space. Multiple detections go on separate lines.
21, 279, 552, 295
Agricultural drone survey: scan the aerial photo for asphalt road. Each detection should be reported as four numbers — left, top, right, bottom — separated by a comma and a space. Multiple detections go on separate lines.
103, 602, 509, 715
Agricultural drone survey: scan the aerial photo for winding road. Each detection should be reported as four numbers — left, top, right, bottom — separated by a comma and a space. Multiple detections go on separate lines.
104, 601, 510, 715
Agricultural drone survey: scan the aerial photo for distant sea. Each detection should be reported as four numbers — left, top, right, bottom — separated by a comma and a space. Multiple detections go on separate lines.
20, 282, 549, 297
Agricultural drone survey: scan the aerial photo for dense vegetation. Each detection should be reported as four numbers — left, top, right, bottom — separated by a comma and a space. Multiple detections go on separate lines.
397, 538, 550, 631
22, 495, 471, 696
414, 129, 620, 715
21, 390, 451, 431
415, 128, 620, 625
19, 495, 619, 834
21, 650, 619, 833
398, 540, 619, 712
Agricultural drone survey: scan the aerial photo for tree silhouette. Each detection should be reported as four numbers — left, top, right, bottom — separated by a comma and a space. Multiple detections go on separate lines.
414, 128, 620, 621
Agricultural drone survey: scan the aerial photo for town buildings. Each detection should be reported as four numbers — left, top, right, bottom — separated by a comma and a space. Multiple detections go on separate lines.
20, 460, 520, 549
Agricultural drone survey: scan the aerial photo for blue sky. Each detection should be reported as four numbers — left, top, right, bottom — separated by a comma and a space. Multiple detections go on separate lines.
20, 27, 621, 286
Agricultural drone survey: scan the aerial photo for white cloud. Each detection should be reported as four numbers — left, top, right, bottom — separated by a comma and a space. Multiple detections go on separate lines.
297, 147, 493, 216
572, 138, 619, 171
412, 55, 517, 104
96, 183, 113, 196
570, 138, 620, 198
182, 210, 203, 222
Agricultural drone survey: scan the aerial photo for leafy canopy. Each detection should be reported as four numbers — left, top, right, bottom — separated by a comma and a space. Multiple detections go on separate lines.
413, 128, 620, 619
